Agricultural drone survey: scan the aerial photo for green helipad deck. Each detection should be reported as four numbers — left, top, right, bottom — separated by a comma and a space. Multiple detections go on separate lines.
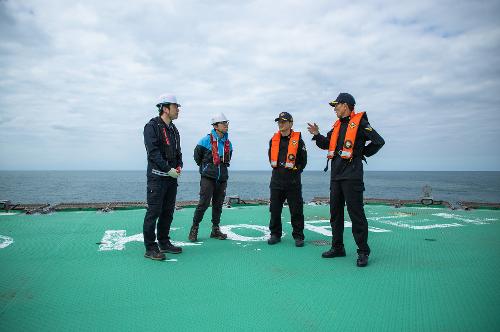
1, 204, 499, 331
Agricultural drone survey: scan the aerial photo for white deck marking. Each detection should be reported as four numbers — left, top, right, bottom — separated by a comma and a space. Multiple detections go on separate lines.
302, 220, 391, 234
432, 213, 495, 225
98, 230, 202, 251
369, 216, 464, 230
219, 224, 272, 241
368, 212, 497, 229
0, 235, 14, 249
96, 211, 498, 252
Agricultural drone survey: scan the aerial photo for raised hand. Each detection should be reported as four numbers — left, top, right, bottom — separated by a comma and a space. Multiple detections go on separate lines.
307, 122, 320, 135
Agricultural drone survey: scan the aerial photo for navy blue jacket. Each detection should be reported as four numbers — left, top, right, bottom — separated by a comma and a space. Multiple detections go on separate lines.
313, 112, 384, 181
193, 129, 233, 182
268, 132, 307, 190
144, 117, 183, 179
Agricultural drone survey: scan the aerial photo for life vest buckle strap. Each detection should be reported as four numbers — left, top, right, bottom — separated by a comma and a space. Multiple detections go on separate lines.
340, 150, 352, 158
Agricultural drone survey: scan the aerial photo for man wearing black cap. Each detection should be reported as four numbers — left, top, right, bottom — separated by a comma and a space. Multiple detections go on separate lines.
307, 93, 384, 267
268, 112, 307, 247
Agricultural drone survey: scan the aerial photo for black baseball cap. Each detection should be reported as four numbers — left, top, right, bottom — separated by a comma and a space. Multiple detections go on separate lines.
329, 93, 356, 107
274, 112, 293, 122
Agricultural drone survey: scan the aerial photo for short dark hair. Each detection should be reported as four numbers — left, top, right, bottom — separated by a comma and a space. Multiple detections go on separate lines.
158, 103, 171, 115
348, 104, 355, 112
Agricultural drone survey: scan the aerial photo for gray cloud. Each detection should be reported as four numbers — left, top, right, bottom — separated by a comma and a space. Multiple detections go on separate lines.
1, 0, 499, 171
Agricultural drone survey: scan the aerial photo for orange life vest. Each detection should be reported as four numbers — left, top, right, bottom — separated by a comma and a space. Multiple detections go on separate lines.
270, 131, 301, 169
327, 111, 365, 159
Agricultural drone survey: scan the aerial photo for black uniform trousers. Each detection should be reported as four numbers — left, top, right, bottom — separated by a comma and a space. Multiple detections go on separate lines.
143, 176, 178, 250
330, 180, 370, 255
192, 177, 227, 226
269, 187, 305, 240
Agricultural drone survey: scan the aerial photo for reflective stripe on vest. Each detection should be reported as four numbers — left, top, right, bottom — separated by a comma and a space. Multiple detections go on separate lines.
327, 112, 364, 160
152, 169, 169, 177
270, 131, 301, 169
210, 133, 231, 166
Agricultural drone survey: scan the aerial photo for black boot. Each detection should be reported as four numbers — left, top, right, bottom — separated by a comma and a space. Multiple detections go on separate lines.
210, 225, 227, 240
295, 239, 305, 247
321, 247, 346, 258
267, 236, 281, 245
159, 240, 182, 254
144, 247, 166, 261
188, 224, 199, 242
357, 253, 369, 267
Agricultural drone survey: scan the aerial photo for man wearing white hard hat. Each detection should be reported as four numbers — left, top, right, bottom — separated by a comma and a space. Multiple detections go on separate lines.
142, 94, 184, 261
188, 113, 233, 242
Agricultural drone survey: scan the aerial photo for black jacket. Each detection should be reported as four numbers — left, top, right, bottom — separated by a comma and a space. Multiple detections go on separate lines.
313, 113, 384, 181
193, 130, 233, 182
268, 132, 307, 190
143, 117, 183, 178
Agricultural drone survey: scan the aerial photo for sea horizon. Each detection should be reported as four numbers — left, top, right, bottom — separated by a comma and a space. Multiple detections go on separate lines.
1, 170, 499, 205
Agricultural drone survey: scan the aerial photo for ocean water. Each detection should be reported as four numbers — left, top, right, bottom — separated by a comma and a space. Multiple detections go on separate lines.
0, 171, 499, 204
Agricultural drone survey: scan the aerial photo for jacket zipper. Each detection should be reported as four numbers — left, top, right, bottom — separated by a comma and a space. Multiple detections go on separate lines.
217, 137, 221, 181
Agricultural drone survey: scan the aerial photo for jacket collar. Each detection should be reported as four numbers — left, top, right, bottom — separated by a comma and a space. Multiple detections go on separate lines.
211, 129, 228, 141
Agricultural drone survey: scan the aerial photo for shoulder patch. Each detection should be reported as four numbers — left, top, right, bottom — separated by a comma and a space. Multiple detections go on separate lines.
364, 126, 373, 132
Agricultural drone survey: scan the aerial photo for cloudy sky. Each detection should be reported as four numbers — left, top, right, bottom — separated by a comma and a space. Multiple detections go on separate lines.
1, 0, 499, 171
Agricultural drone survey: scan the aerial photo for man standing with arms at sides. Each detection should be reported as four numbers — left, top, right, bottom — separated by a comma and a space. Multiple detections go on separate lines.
188, 113, 233, 242
307, 93, 384, 267
267, 112, 307, 247
143, 94, 184, 261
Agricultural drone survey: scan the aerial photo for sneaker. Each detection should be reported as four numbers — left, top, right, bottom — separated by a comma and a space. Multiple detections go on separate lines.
295, 239, 305, 247
356, 253, 369, 267
267, 236, 281, 245
210, 226, 228, 240
159, 240, 183, 254
321, 247, 346, 258
144, 248, 166, 261
188, 224, 199, 242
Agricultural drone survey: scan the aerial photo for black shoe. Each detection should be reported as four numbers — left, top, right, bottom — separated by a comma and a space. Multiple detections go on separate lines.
321, 247, 346, 258
210, 226, 228, 240
159, 240, 183, 254
144, 248, 166, 261
267, 236, 281, 245
188, 224, 199, 242
295, 239, 305, 247
357, 253, 369, 267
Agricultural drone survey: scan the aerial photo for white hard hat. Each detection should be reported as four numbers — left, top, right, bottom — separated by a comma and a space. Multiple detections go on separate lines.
211, 112, 229, 125
156, 94, 180, 107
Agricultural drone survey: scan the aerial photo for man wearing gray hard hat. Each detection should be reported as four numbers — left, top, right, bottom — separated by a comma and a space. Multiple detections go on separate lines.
142, 94, 184, 261
188, 112, 233, 242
